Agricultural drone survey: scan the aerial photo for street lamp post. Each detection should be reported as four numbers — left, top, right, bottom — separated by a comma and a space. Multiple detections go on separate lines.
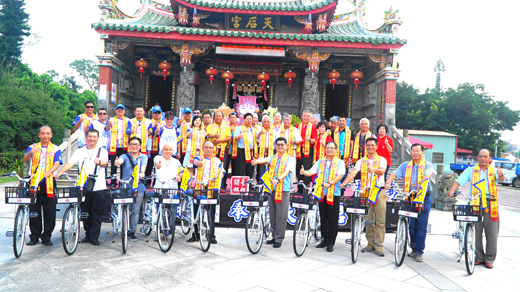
495, 139, 498, 158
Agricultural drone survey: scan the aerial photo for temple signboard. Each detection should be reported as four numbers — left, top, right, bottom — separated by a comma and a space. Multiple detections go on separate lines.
225, 14, 280, 32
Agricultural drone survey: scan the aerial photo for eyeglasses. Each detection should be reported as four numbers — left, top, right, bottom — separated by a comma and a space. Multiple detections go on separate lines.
276, 144, 285, 147
325, 147, 336, 150
85, 106, 94, 109
129, 143, 140, 146
98, 113, 107, 115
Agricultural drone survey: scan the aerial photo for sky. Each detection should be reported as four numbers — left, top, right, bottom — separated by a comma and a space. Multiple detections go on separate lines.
21, 0, 520, 144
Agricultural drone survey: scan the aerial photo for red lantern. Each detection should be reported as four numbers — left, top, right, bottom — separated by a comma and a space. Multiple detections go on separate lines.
221, 71, 234, 90
257, 72, 270, 91
350, 70, 364, 90
135, 59, 148, 79
328, 70, 340, 89
205, 67, 218, 85
159, 61, 171, 81
284, 70, 296, 88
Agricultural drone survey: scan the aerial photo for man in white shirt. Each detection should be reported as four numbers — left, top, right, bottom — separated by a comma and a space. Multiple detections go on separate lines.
92, 108, 110, 150
341, 137, 387, 256
57, 129, 109, 246
158, 111, 178, 156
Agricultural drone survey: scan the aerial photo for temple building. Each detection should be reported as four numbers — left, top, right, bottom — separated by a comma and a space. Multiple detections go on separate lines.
92, 0, 405, 131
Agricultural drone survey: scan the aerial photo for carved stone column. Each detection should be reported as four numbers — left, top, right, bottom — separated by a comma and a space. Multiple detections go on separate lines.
302, 69, 319, 114
177, 63, 195, 111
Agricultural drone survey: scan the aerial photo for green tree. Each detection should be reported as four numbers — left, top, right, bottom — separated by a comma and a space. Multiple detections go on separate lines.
0, 0, 30, 64
69, 59, 99, 92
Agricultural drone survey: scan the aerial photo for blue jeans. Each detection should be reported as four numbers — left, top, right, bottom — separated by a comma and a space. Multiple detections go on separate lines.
409, 194, 431, 255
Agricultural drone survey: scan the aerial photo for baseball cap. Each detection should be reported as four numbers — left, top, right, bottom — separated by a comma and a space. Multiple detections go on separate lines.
182, 107, 192, 114
151, 105, 162, 113
115, 104, 125, 110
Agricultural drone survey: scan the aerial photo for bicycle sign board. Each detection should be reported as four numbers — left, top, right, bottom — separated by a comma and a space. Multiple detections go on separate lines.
230, 176, 249, 195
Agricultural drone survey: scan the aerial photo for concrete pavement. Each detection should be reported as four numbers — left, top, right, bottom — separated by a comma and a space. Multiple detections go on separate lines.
1, 182, 519, 292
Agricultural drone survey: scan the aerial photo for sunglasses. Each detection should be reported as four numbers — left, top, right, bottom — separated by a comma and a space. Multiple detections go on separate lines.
85, 106, 94, 109
98, 113, 107, 115
153, 111, 161, 114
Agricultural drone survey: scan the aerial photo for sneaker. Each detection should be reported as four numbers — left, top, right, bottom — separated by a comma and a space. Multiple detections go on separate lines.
375, 248, 385, 257
128, 232, 137, 242
361, 244, 374, 253
408, 251, 416, 258
414, 253, 423, 262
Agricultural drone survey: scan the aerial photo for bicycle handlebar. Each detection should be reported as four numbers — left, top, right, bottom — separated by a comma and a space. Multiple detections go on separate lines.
2, 171, 33, 183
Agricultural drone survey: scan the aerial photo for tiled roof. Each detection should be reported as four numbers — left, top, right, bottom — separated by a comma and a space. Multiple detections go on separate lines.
176, 0, 335, 12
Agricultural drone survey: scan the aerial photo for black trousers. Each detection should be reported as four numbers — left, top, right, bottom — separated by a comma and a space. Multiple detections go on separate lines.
319, 196, 340, 247
217, 148, 229, 190
81, 190, 106, 241
110, 148, 127, 184
296, 147, 314, 190
145, 153, 158, 186
236, 148, 255, 178
29, 179, 56, 242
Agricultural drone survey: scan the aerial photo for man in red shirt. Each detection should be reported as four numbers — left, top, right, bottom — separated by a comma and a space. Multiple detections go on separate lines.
296, 110, 317, 192
376, 124, 394, 181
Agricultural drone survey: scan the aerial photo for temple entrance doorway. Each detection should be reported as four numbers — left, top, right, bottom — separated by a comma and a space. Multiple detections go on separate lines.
325, 84, 349, 120
149, 75, 173, 112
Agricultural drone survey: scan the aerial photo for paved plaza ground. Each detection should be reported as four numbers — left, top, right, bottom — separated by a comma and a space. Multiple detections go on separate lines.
0, 183, 519, 292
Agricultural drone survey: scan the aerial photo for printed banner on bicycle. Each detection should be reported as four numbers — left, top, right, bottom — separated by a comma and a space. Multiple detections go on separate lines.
230, 176, 249, 194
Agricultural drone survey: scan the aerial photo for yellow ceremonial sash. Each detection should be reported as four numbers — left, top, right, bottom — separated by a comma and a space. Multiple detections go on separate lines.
280, 126, 295, 156
189, 128, 205, 164
210, 123, 228, 160
315, 157, 339, 205
180, 119, 190, 155
404, 159, 426, 193
230, 125, 238, 159
130, 118, 149, 154
109, 117, 128, 155
151, 120, 164, 154
82, 113, 97, 135
259, 127, 274, 158
297, 123, 313, 159
360, 154, 380, 197
352, 131, 372, 163
242, 125, 257, 163
471, 165, 499, 221
29, 142, 56, 197
268, 153, 289, 204
334, 128, 351, 159
195, 157, 220, 198
313, 133, 328, 163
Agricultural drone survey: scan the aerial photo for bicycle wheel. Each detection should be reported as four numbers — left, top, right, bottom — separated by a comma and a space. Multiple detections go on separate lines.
62, 206, 80, 255
351, 215, 362, 263
13, 206, 26, 258
293, 211, 309, 257
465, 223, 476, 275
142, 200, 153, 236
157, 207, 174, 252
263, 204, 272, 239
180, 196, 191, 235
122, 205, 129, 254
245, 210, 264, 254
457, 221, 464, 255
199, 207, 212, 252
313, 208, 322, 242
395, 217, 408, 267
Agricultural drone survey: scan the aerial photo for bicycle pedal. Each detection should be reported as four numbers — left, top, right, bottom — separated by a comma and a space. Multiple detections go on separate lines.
345, 239, 352, 244
107, 231, 114, 234
181, 211, 188, 216
5, 231, 14, 237
29, 212, 38, 218
80, 213, 89, 219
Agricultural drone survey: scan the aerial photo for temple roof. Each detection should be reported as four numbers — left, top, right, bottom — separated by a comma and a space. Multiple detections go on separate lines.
93, 0, 406, 47
172, 0, 336, 13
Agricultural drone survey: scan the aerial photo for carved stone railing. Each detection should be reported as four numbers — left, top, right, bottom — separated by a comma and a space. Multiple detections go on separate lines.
58, 129, 79, 164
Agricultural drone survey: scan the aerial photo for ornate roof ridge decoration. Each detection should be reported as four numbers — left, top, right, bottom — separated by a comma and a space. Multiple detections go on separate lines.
172, 0, 336, 14
291, 49, 331, 72
327, 0, 405, 43
98, 0, 175, 25
171, 43, 213, 67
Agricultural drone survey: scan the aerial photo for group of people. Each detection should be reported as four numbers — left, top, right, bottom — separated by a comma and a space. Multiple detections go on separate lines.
22, 101, 501, 269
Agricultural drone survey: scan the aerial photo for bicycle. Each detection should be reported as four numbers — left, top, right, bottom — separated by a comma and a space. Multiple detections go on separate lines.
141, 175, 179, 252
240, 179, 272, 254
391, 184, 423, 267
3, 172, 36, 258
451, 191, 483, 275
107, 175, 136, 254
342, 183, 370, 264
291, 181, 321, 257
179, 177, 219, 252
56, 174, 90, 255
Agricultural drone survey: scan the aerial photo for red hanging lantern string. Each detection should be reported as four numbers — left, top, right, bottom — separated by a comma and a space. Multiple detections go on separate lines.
284, 70, 296, 88
159, 61, 171, 81
350, 70, 364, 90
135, 59, 148, 80
205, 67, 217, 85
257, 72, 270, 91
328, 70, 340, 89
222, 71, 234, 90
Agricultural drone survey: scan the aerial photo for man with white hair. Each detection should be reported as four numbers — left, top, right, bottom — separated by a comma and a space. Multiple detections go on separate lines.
256, 114, 276, 180
349, 118, 375, 172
